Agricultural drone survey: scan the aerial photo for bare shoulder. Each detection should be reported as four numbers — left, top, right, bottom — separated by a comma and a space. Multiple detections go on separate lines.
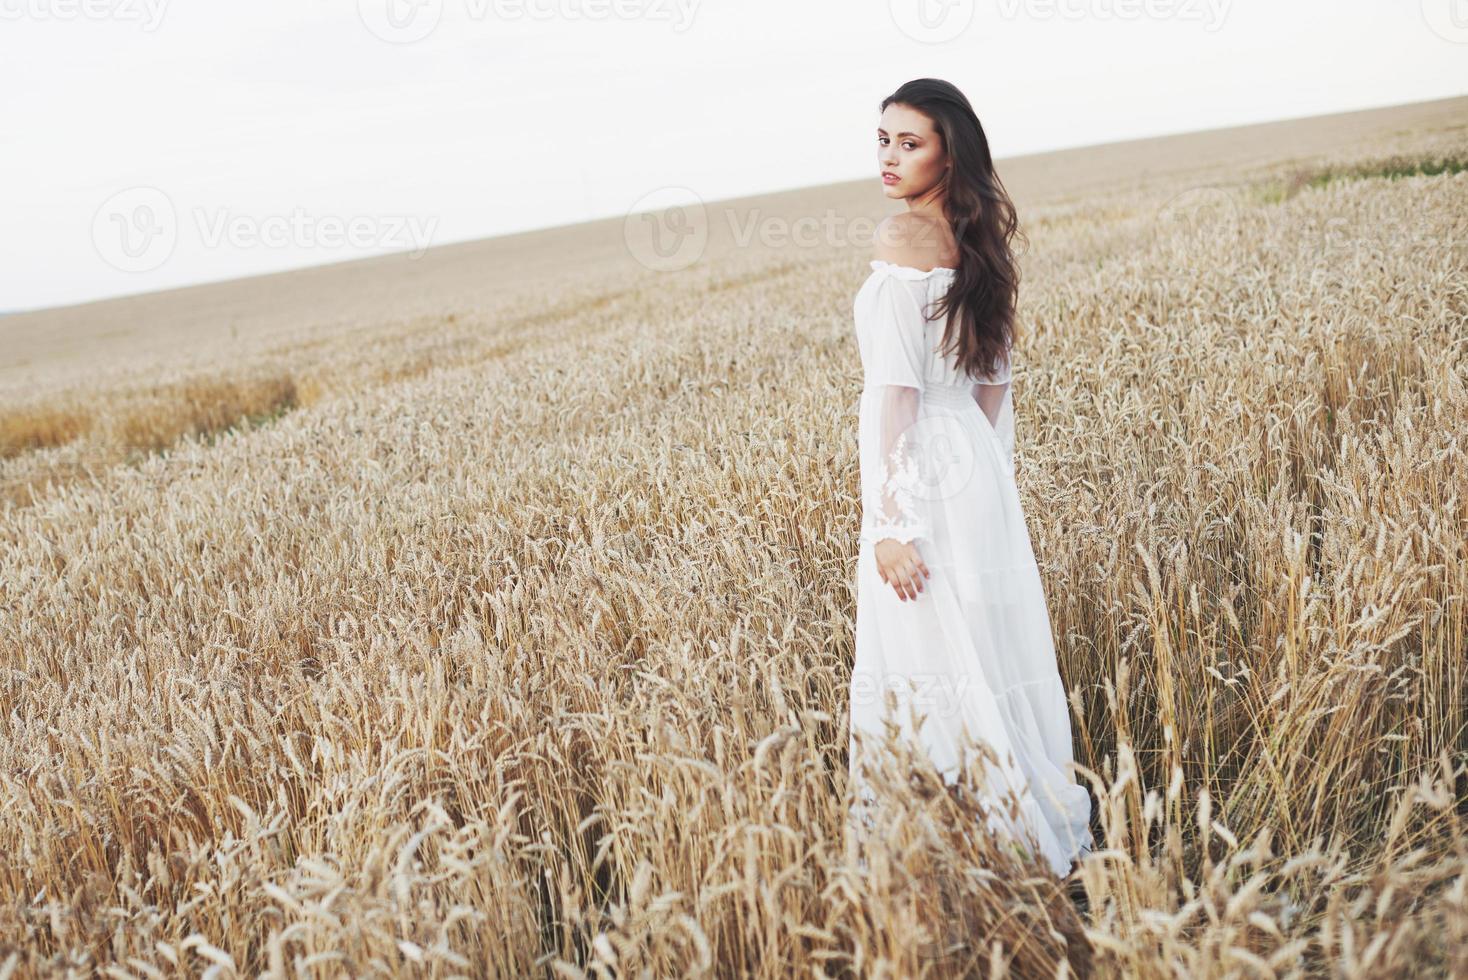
873, 213, 957, 270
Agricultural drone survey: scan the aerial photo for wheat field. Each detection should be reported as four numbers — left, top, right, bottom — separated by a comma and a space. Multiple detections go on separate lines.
1, 97, 1466, 977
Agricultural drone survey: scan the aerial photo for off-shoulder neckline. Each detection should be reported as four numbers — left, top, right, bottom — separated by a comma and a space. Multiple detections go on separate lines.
868, 259, 957, 279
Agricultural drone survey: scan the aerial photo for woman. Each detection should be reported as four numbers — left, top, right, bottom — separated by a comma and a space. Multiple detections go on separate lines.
847, 78, 1093, 877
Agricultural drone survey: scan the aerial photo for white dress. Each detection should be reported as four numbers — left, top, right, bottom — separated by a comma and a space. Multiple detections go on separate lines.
848, 259, 1093, 876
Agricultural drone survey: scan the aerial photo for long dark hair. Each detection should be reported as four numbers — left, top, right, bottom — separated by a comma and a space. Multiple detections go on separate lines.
880, 78, 1024, 381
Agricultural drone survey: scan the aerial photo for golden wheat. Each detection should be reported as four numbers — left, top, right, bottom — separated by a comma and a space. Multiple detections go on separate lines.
0, 115, 1465, 977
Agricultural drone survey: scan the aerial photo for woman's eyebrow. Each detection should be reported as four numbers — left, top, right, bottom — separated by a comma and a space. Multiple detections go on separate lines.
877, 128, 924, 139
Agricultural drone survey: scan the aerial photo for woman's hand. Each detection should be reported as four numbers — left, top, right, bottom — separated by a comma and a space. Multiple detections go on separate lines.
874, 538, 930, 601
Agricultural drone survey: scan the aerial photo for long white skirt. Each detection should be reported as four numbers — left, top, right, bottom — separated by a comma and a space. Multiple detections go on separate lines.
849, 383, 1093, 876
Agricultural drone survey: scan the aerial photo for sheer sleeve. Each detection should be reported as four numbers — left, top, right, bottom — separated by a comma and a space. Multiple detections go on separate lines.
971, 343, 1015, 477
860, 270, 932, 549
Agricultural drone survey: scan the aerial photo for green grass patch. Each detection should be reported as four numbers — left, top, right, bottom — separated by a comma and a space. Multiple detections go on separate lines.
1307, 155, 1468, 187
1252, 153, 1468, 204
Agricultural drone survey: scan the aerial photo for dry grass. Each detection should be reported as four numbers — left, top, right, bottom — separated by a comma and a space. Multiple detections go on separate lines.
0, 116, 1465, 977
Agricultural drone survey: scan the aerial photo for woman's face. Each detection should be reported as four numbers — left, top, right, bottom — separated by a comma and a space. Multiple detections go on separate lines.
877, 103, 946, 201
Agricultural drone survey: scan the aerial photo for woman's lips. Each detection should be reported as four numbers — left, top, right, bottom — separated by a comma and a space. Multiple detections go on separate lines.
883, 173, 900, 184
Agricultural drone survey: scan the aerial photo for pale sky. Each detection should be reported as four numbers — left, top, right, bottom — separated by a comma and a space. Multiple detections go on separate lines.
1, 0, 1464, 312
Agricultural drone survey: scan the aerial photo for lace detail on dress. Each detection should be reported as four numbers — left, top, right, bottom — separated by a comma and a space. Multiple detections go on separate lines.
861, 428, 928, 547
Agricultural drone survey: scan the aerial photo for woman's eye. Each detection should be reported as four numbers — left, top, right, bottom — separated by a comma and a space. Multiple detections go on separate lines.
902, 141, 916, 151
